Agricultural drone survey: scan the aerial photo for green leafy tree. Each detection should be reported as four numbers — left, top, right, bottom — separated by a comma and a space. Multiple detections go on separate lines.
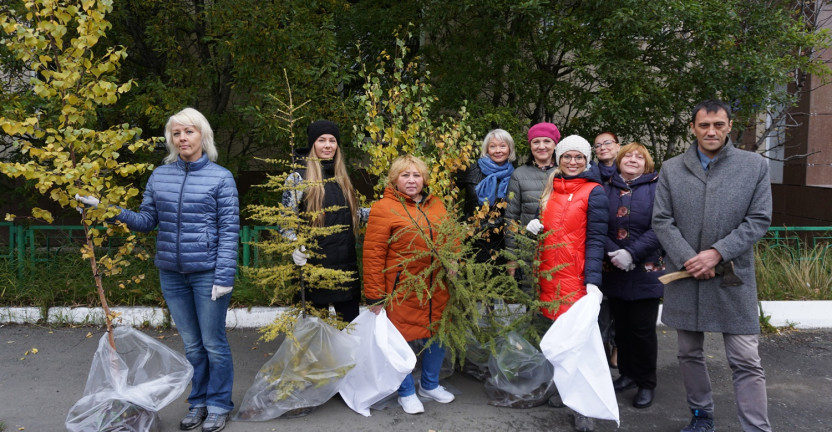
343, 0, 830, 161
102, 0, 355, 173
0, 0, 157, 347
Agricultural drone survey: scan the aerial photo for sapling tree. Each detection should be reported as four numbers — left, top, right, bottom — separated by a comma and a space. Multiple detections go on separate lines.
245, 71, 357, 342
0, 0, 157, 347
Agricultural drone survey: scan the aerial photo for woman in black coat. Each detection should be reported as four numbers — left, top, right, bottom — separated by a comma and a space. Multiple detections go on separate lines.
458, 128, 516, 263
601, 142, 665, 410
283, 120, 363, 322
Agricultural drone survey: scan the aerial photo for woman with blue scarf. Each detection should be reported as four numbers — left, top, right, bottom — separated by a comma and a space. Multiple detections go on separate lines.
459, 129, 517, 263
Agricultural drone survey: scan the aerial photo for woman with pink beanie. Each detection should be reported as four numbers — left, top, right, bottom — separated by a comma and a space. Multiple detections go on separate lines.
504, 122, 560, 284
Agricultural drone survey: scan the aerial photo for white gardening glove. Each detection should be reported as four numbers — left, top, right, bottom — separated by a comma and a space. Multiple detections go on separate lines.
525, 218, 544, 235
74, 194, 100, 213
292, 246, 308, 266
211, 285, 233, 301
608, 249, 634, 271
586, 283, 602, 304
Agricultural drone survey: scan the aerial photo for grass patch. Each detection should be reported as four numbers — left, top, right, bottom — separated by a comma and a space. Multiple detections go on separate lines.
0, 254, 276, 309
756, 242, 832, 300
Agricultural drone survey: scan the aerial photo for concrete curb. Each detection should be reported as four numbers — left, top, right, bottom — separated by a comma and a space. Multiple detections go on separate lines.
2, 301, 831, 328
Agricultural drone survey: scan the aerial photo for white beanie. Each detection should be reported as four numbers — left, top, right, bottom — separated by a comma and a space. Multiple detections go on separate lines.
555, 135, 592, 172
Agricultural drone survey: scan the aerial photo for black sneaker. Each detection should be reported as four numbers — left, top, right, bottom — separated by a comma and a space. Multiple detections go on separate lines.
201, 412, 229, 432
680, 409, 715, 432
179, 407, 208, 430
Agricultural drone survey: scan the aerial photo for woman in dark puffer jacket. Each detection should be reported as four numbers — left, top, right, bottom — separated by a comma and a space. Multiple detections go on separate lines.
283, 120, 363, 323
601, 142, 665, 411
114, 107, 239, 432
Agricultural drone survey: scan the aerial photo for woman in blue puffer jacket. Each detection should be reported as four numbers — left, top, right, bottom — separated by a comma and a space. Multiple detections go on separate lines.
601, 142, 664, 412
115, 107, 239, 432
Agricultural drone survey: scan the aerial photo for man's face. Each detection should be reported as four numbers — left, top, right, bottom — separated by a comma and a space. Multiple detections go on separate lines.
690, 108, 732, 158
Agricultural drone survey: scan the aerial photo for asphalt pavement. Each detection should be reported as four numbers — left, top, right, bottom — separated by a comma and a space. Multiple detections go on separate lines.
1, 324, 830, 431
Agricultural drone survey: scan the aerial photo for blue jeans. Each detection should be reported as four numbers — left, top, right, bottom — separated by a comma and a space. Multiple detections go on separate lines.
398, 340, 446, 397
159, 269, 233, 414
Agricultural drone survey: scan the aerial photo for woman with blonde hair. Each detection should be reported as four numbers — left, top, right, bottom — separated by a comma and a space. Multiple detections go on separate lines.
79, 107, 239, 432
527, 135, 608, 431
284, 120, 363, 323
363, 154, 455, 415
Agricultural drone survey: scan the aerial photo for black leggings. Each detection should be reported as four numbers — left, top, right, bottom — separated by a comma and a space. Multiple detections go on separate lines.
312, 296, 360, 323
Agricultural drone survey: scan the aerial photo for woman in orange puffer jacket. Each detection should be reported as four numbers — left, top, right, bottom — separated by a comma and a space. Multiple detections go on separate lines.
363, 155, 455, 416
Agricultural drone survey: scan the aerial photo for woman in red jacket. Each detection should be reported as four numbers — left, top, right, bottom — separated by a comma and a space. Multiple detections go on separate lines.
363, 155, 454, 415
530, 135, 609, 432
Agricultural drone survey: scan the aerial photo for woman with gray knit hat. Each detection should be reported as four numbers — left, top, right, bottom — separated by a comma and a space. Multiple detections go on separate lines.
282, 120, 363, 322
527, 134, 609, 432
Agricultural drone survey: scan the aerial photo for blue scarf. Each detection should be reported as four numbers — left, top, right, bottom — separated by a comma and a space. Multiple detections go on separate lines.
475, 156, 515, 206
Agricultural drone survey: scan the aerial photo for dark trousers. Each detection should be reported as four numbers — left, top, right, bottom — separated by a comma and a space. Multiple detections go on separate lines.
609, 297, 660, 389
312, 296, 360, 323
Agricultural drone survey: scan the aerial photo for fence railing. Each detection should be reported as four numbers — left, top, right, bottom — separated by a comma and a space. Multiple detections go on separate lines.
0, 222, 284, 274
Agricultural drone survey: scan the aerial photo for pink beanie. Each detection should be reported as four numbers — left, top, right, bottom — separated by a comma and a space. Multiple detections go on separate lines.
527, 122, 561, 144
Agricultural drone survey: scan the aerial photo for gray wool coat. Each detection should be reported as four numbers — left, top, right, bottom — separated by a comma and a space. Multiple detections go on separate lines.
652, 140, 772, 334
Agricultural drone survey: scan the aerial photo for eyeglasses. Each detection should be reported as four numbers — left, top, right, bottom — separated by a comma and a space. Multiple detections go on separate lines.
560, 154, 586, 162
593, 140, 618, 149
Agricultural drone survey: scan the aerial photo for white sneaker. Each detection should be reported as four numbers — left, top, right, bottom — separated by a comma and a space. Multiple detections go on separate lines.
398, 394, 424, 414
418, 385, 455, 403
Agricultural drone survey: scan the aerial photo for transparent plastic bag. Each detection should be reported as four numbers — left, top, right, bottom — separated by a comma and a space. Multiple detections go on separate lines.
484, 331, 556, 408
462, 331, 492, 381
234, 316, 359, 421
338, 310, 416, 416
65, 326, 194, 432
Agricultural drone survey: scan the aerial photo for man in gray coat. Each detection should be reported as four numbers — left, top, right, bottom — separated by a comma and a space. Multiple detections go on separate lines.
652, 99, 772, 432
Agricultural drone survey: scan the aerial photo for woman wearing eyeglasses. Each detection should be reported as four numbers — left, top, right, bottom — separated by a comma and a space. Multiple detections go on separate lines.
592, 132, 621, 369
528, 135, 608, 432
593, 132, 621, 184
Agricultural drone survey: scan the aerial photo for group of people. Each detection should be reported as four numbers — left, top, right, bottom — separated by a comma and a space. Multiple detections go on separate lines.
89, 98, 771, 432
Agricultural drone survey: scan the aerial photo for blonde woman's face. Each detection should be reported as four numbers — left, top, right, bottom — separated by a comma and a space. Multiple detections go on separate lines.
395, 165, 425, 200
171, 123, 203, 162
559, 150, 587, 176
313, 134, 338, 160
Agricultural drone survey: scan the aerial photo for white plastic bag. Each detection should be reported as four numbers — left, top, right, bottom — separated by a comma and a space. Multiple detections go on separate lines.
234, 316, 359, 421
539, 288, 619, 424
338, 309, 416, 416
65, 326, 194, 432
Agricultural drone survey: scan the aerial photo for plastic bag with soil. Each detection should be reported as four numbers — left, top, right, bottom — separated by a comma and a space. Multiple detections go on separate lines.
462, 331, 492, 381
65, 326, 193, 432
484, 331, 556, 408
234, 316, 359, 421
